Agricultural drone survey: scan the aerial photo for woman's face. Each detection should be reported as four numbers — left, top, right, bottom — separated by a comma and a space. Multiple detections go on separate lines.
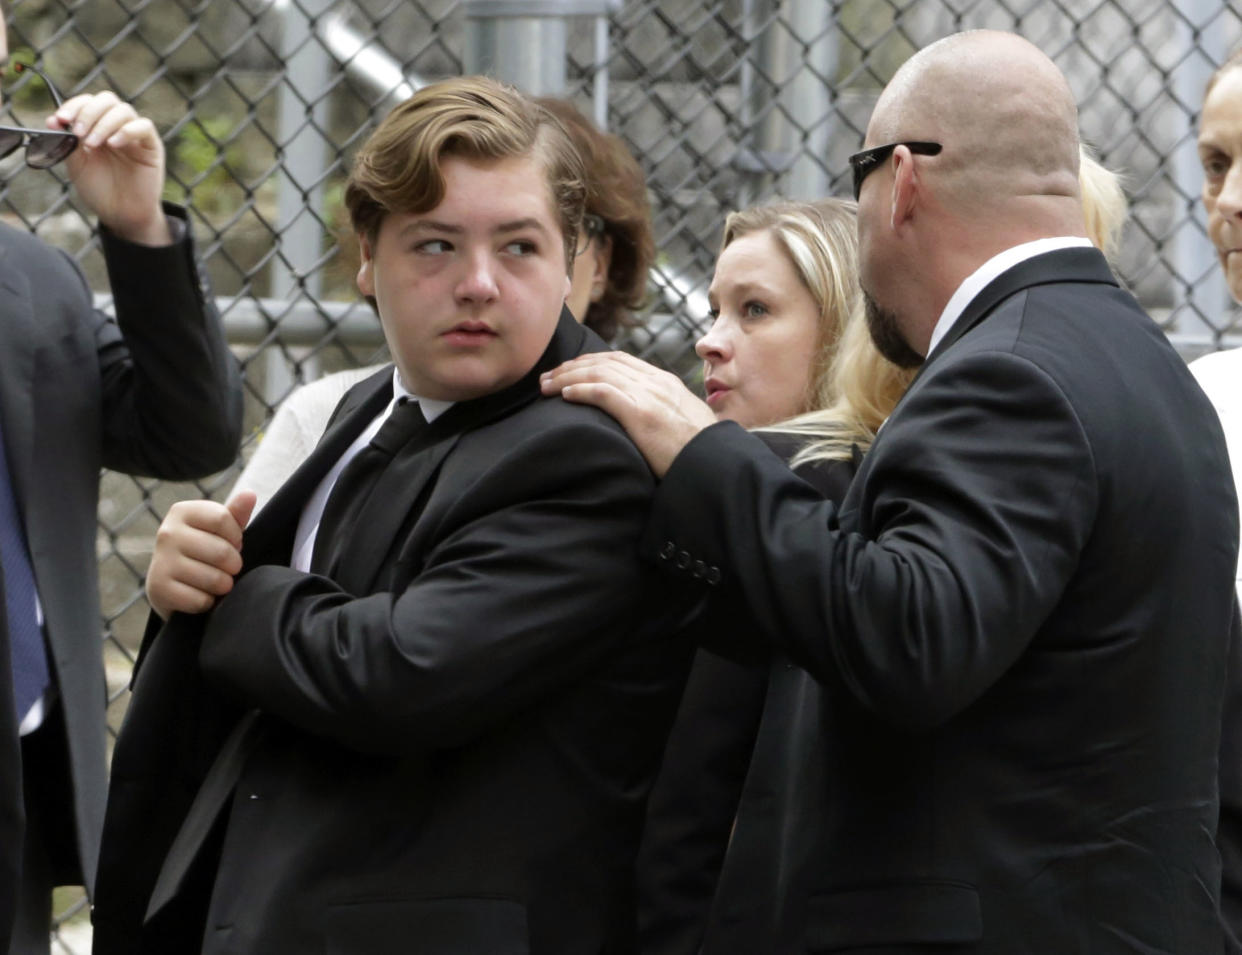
1201, 66, 1242, 304
696, 229, 822, 428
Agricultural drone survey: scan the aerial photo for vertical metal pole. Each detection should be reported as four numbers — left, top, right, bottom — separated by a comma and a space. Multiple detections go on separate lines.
593, 15, 610, 129
737, 0, 759, 209
273, 0, 332, 301
464, 11, 568, 95
1172, 0, 1227, 343
269, 0, 334, 397
757, 0, 833, 200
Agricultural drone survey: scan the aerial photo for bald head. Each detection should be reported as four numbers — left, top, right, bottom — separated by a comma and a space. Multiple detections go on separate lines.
869, 31, 1081, 215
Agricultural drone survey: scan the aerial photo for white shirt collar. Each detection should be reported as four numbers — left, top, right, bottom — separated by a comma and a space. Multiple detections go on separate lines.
925, 236, 1093, 356
291, 370, 453, 573
392, 367, 452, 423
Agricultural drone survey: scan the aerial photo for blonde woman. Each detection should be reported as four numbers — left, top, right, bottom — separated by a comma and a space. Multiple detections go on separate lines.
637, 199, 873, 955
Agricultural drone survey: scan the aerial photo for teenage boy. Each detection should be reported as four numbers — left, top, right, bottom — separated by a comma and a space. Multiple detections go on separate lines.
91, 77, 691, 955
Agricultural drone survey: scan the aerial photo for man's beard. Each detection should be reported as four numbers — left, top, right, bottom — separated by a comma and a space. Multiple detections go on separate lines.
864, 291, 924, 369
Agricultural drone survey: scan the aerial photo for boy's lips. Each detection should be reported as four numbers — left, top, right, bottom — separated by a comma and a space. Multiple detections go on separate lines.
441, 321, 498, 345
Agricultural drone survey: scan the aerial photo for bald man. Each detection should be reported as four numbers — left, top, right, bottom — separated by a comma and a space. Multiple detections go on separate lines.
544, 30, 1238, 953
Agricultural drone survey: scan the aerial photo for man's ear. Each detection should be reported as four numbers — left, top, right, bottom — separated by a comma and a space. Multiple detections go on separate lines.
356, 233, 375, 298
890, 147, 919, 233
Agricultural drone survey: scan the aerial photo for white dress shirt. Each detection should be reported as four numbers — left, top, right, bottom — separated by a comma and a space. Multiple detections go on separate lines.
926, 236, 1094, 357
1190, 348, 1242, 604
291, 369, 452, 573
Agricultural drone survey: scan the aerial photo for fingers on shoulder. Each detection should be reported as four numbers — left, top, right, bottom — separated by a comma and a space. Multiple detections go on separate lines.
560, 379, 635, 415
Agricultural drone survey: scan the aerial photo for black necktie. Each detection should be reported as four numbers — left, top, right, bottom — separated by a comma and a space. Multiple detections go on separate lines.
312, 398, 428, 574
0, 419, 48, 725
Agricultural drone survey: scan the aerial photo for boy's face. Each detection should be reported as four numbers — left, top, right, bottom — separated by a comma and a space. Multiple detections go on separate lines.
357, 153, 572, 401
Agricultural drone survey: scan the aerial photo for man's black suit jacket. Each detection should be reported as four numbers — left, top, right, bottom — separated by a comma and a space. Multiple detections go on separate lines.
643, 248, 1239, 953
0, 207, 241, 947
92, 311, 694, 955
637, 439, 856, 955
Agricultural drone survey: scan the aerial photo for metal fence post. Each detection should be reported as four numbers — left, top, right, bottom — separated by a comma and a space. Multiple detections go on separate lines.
739, 0, 835, 201
462, 0, 621, 96
770, 0, 834, 201
269, 0, 336, 394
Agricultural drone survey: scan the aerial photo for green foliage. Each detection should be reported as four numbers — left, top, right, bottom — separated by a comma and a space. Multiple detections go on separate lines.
322, 179, 346, 232
836, 3, 918, 89
164, 116, 245, 214
1, 49, 55, 116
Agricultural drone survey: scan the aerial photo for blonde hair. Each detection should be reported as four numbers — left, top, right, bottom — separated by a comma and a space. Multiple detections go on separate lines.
1079, 144, 1127, 263
740, 199, 910, 466
345, 76, 586, 268
717, 199, 859, 418
764, 148, 1129, 468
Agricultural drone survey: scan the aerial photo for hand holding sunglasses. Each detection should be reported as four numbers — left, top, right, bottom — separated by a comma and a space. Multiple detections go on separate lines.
4, 61, 171, 245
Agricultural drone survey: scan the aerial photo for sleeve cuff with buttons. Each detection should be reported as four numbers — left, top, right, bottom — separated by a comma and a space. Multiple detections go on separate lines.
640, 420, 791, 588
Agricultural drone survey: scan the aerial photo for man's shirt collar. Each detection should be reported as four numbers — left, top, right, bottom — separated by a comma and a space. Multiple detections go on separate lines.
926, 236, 1093, 356
392, 367, 453, 423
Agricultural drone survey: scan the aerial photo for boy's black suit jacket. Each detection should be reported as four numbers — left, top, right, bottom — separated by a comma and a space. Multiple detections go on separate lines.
643, 249, 1239, 953
92, 311, 694, 954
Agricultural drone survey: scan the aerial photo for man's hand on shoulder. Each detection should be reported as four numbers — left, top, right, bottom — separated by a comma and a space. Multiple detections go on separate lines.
53, 91, 170, 246
540, 352, 716, 477
147, 491, 257, 620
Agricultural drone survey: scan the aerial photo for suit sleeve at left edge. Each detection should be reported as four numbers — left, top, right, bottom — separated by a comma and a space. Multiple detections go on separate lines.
94, 201, 242, 478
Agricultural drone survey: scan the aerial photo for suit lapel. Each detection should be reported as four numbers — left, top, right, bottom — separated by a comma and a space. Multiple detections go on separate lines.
130, 374, 394, 679
919, 247, 1117, 377
880, 247, 1119, 431
0, 246, 39, 530
241, 369, 394, 569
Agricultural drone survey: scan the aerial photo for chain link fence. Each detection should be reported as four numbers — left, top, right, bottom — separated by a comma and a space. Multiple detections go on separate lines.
1, 0, 1239, 948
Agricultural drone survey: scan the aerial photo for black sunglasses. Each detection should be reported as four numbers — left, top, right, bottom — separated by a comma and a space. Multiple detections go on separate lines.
848, 141, 942, 200
0, 62, 79, 169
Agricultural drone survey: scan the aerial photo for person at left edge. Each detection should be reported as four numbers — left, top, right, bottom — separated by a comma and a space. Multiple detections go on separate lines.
0, 6, 243, 954
90, 76, 694, 954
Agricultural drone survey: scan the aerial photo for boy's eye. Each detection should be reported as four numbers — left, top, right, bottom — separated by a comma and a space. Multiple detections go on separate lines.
505, 240, 536, 256
416, 239, 452, 255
